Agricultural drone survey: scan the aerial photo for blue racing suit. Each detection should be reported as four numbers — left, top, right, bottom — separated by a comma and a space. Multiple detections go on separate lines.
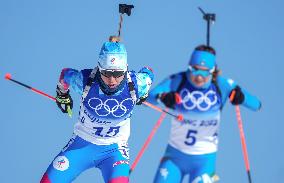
148, 70, 261, 183
40, 67, 153, 183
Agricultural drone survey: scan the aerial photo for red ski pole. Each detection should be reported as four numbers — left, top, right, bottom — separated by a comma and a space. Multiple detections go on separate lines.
143, 101, 183, 121
230, 91, 252, 183
130, 101, 184, 174
5, 73, 56, 101
130, 110, 168, 173
5, 73, 72, 117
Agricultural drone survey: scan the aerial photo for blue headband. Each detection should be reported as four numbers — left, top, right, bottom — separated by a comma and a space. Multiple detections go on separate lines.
189, 50, 216, 70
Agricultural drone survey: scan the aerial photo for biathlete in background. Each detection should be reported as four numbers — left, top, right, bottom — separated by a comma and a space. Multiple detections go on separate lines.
40, 36, 154, 183
147, 45, 261, 183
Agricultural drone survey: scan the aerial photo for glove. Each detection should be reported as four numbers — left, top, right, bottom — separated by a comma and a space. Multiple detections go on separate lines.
158, 92, 181, 109
56, 86, 73, 115
136, 93, 148, 105
229, 86, 244, 105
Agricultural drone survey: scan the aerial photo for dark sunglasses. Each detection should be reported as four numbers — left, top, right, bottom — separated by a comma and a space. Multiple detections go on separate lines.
100, 69, 126, 78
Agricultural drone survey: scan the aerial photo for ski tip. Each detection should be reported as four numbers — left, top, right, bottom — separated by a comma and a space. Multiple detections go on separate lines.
4, 73, 11, 80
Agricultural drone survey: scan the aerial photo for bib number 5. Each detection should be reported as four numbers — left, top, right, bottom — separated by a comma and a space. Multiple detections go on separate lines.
184, 130, 198, 146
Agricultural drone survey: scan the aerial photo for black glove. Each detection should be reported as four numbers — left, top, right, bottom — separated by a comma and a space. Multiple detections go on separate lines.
158, 92, 180, 109
136, 93, 148, 105
229, 86, 244, 105
56, 86, 73, 113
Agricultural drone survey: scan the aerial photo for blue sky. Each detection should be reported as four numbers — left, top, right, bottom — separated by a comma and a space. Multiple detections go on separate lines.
0, 0, 283, 182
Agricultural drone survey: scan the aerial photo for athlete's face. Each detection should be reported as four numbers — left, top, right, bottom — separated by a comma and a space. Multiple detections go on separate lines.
100, 70, 125, 89
189, 65, 212, 88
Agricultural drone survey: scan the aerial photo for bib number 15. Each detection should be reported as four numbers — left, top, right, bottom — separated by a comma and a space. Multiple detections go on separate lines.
184, 130, 198, 146
93, 126, 120, 137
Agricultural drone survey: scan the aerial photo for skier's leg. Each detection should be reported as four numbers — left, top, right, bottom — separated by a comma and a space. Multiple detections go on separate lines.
99, 143, 130, 183
153, 157, 183, 183
40, 136, 94, 183
189, 153, 216, 183
190, 173, 213, 183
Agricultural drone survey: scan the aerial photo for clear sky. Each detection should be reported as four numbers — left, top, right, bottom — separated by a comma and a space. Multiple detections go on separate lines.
0, 0, 283, 182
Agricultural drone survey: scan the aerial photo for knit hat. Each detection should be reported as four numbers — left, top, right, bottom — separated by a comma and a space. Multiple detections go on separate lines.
98, 41, 127, 71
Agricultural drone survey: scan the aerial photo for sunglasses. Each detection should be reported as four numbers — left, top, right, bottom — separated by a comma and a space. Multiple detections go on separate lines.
100, 69, 126, 78
189, 65, 214, 77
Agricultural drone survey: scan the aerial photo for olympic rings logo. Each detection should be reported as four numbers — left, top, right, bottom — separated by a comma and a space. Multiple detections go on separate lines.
88, 97, 134, 118
180, 89, 218, 111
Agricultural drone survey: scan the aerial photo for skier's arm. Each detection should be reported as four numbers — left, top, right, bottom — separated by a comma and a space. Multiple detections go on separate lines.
147, 73, 183, 105
135, 67, 154, 103
57, 68, 84, 95
217, 76, 261, 111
